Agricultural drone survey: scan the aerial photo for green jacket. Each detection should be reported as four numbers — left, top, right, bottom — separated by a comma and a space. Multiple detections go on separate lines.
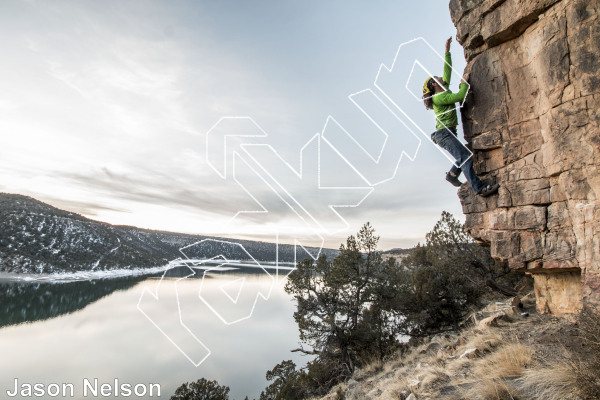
432, 51, 468, 131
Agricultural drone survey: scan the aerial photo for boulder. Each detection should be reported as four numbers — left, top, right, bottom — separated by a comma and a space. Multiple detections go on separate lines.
451, 0, 599, 315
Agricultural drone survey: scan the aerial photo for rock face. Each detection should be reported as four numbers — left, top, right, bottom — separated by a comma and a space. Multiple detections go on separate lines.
450, 0, 599, 314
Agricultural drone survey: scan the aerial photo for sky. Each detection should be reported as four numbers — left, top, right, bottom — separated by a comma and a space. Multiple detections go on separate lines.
0, 0, 468, 251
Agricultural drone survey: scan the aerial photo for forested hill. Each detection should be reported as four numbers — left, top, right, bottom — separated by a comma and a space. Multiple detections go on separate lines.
0, 193, 338, 274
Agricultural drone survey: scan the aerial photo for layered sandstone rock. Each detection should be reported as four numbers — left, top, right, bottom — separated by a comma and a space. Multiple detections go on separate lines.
450, 0, 599, 314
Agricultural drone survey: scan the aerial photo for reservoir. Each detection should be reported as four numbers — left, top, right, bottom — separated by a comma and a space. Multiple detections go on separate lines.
0, 266, 308, 399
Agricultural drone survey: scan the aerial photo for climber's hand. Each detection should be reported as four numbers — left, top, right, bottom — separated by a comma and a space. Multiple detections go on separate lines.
445, 37, 452, 52
462, 72, 470, 82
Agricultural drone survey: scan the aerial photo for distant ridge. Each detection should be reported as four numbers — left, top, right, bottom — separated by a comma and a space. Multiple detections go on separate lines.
0, 193, 338, 274
383, 247, 412, 256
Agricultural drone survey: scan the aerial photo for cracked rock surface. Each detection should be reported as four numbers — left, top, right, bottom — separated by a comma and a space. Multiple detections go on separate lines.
450, 0, 600, 314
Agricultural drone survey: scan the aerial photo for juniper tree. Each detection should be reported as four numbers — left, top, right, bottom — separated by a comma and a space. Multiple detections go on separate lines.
425, 211, 517, 297
400, 211, 520, 333
170, 378, 229, 400
284, 223, 404, 380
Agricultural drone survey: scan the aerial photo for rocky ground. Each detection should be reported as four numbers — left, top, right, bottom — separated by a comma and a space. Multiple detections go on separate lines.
317, 294, 597, 400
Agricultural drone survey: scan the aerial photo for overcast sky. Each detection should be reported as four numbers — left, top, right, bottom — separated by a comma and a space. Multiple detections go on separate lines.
0, 0, 468, 250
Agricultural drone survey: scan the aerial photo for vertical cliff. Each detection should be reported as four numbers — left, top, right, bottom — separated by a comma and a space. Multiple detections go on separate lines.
450, 0, 599, 314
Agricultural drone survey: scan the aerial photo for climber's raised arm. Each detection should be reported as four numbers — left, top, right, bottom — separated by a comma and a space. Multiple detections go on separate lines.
443, 37, 452, 87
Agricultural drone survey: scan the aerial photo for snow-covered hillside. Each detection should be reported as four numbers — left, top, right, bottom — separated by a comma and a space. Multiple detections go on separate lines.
0, 194, 338, 273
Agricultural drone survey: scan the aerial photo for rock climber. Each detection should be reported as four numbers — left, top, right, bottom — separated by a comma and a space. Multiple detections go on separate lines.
422, 36, 499, 197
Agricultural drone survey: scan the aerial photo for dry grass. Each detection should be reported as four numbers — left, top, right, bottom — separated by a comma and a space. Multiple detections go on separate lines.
417, 364, 450, 390
445, 356, 474, 379
357, 331, 531, 399
515, 362, 581, 400
573, 306, 600, 399
464, 329, 503, 352
473, 344, 533, 380
354, 358, 383, 379
396, 345, 425, 366
320, 304, 597, 400
462, 378, 520, 400
389, 376, 416, 398
443, 328, 506, 383
383, 349, 407, 372
450, 328, 504, 359
344, 386, 367, 400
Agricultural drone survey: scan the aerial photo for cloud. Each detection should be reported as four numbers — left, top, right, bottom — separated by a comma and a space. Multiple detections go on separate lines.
0, 0, 469, 248
41, 196, 129, 217
54, 167, 255, 217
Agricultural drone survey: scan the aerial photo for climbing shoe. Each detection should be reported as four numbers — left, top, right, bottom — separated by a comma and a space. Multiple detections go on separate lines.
445, 172, 463, 187
478, 183, 500, 197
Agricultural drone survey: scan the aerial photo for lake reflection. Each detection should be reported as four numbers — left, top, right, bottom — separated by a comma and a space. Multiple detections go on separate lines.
0, 269, 308, 399
0, 277, 144, 327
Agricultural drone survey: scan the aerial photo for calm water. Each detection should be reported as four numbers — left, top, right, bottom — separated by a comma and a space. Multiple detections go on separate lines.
0, 267, 309, 399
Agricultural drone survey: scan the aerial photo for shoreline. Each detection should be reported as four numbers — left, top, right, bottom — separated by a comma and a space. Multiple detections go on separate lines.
0, 261, 297, 283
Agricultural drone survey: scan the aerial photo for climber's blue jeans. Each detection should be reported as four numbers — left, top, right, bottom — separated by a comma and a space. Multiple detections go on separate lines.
431, 128, 485, 194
